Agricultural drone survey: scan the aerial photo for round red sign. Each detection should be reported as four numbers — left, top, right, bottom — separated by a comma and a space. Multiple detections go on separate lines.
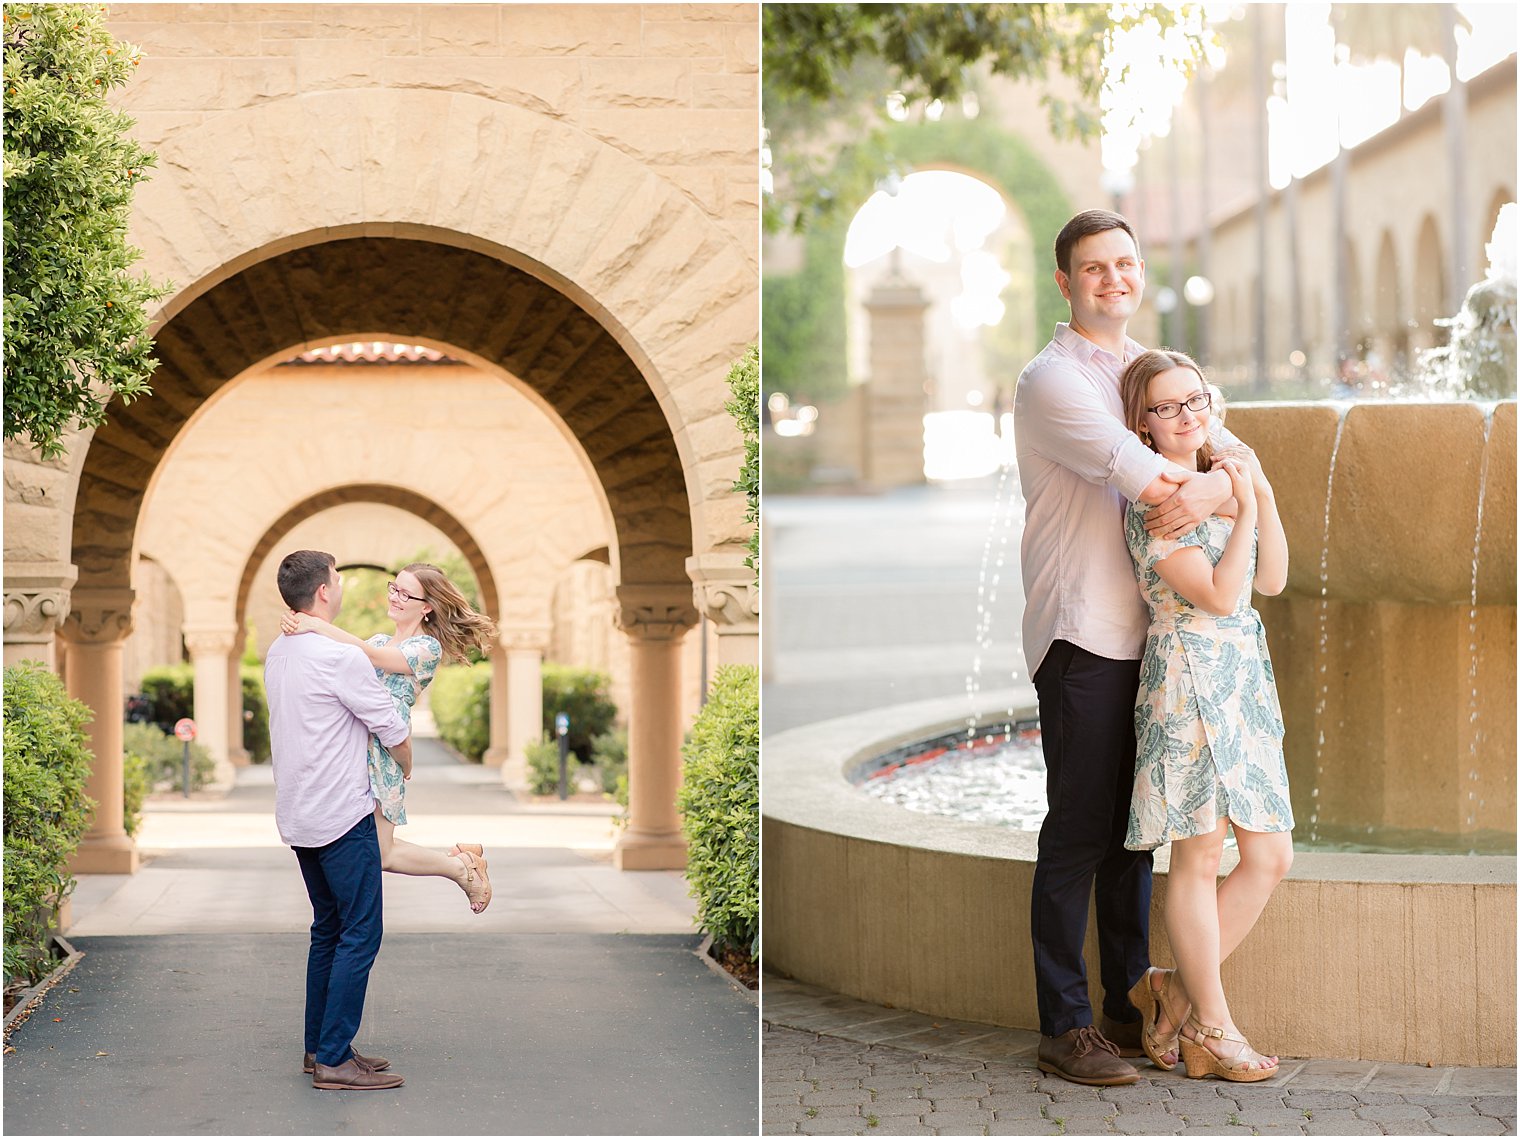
173, 718, 197, 742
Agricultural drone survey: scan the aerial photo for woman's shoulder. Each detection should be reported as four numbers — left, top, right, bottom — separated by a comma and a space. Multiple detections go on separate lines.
401, 632, 442, 653
367, 632, 392, 648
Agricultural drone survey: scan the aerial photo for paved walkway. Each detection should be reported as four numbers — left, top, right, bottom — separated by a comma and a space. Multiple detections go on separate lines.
5, 735, 757, 1135
762, 977, 1517, 1137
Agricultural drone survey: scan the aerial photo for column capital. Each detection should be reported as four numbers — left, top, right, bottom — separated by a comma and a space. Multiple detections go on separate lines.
685, 552, 758, 628
182, 623, 238, 658
3, 561, 78, 645
614, 585, 699, 642
60, 587, 135, 645
499, 625, 552, 653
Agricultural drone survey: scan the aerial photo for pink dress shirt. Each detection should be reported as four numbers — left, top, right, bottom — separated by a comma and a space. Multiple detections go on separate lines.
265, 633, 410, 848
1014, 323, 1238, 679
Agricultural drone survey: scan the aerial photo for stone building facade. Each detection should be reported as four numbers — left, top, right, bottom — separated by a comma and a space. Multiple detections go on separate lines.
3, 3, 760, 873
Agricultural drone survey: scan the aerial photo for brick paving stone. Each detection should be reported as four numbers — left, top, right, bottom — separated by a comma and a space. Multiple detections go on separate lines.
1446, 1071, 1519, 1096
984, 1122, 1064, 1136
918, 1058, 988, 1074
1475, 1097, 1520, 1117
869, 1087, 930, 1102
1242, 1125, 1307, 1135
1431, 1117, 1506, 1135
796, 1123, 868, 1135
814, 1104, 867, 1119
1166, 1106, 1246, 1125
1355, 1091, 1423, 1106
868, 1078, 934, 1093
1107, 1089, 1177, 1108
773, 1081, 822, 1096
1403, 1096, 1479, 1116
1037, 1080, 1113, 1101
920, 1109, 994, 1131
1047, 1099, 1121, 1118
767, 1107, 813, 1124
763, 1125, 800, 1135
819, 1078, 878, 1090
1231, 1108, 1320, 1127
981, 1095, 1055, 1118
1356, 1104, 1434, 1123
1499, 1118, 1517, 1133
1303, 1123, 1382, 1136
862, 1122, 935, 1136
805, 1090, 874, 1107
1112, 1109, 1187, 1133
1283, 1092, 1359, 1110
869, 1100, 930, 1118
928, 1096, 987, 1112
1226, 1087, 1290, 1108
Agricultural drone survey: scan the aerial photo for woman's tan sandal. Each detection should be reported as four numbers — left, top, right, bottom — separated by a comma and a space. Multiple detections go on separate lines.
1179, 1016, 1278, 1082
447, 843, 484, 859
1126, 968, 1183, 1071
456, 850, 492, 914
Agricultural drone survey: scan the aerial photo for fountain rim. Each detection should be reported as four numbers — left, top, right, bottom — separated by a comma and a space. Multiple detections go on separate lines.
761, 686, 1516, 887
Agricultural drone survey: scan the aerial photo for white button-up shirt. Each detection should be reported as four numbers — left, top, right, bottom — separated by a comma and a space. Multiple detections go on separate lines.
265, 633, 409, 848
1014, 323, 1238, 679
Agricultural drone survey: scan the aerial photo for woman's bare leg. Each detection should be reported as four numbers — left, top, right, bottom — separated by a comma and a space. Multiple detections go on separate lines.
1215, 826, 1294, 961
373, 805, 467, 886
1164, 820, 1231, 1033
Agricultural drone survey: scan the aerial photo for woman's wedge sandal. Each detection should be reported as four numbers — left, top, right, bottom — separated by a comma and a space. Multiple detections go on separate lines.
455, 850, 492, 914
1126, 968, 1183, 1071
1178, 1015, 1278, 1082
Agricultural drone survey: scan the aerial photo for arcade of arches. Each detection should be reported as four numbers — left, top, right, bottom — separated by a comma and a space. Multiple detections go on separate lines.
2, 4, 759, 873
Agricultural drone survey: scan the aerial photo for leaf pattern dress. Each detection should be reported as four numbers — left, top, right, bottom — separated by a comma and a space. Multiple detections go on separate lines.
365, 632, 442, 826
1123, 504, 1294, 851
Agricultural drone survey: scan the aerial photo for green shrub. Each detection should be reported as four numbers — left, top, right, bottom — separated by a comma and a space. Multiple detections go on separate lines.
3, 662, 96, 985
139, 662, 193, 728
591, 728, 628, 797
526, 736, 567, 797
122, 750, 151, 838
677, 665, 758, 958
541, 664, 616, 763
239, 665, 270, 762
430, 661, 490, 761
122, 721, 214, 792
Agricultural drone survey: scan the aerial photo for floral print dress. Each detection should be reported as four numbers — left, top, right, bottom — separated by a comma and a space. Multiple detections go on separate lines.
366, 632, 442, 826
1123, 504, 1294, 852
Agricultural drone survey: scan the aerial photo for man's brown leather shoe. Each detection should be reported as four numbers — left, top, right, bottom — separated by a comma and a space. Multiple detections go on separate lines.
303, 1049, 390, 1075
1037, 1024, 1139, 1086
1100, 1015, 1145, 1058
311, 1058, 404, 1091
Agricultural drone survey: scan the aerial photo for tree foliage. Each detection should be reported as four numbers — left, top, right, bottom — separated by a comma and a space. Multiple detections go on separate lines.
724, 344, 759, 575
764, 3, 1207, 232
3, 3, 169, 458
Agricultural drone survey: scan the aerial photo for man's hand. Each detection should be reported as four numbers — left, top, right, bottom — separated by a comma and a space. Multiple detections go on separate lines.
390, 736, 414, 781
1144, 468, 1233, 540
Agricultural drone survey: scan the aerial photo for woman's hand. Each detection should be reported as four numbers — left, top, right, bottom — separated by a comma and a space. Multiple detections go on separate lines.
1217, 457, 1256, 508
1212, 444, 1266, 486
280, 610, 313, 636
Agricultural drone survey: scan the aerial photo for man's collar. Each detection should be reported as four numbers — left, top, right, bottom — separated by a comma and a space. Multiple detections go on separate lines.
1054, 322, 1146, 365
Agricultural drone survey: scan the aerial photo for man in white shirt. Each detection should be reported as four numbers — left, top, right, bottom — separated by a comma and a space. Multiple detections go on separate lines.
265, 550, 412, 1091
1014, 210, 1238, 1085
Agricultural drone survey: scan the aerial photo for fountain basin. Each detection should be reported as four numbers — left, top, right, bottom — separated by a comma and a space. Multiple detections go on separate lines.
762, 688, 1517, 1067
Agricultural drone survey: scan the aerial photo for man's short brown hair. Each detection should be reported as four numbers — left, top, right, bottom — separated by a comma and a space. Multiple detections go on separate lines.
1054, 210, 1141, 276
277, 550, 336, 611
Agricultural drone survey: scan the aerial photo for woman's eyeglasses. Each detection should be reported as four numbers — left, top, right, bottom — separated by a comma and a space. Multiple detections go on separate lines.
387, 582, 425, 604
1146, 391, 1212, 420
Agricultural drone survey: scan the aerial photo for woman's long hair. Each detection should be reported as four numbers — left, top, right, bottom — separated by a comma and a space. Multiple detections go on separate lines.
402, 562, 498, 663
1119, 348, 1219, 472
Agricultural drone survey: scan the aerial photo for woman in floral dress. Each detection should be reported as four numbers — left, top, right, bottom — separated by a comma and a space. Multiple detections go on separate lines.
1115, 350, 1294, 1083
282, 563, 499, 913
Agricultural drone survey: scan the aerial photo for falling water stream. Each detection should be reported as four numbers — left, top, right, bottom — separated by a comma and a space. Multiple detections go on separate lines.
965, 459, 1023, 743
1463, 405, 1498, 838
1306, 405, 1350, 843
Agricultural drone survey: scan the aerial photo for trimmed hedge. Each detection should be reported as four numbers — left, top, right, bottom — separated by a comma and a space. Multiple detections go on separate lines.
526, 737, 564, 796
430, 661, 490, 761
122, 750, 151, 838
3, 663, 97, 985
541, 664, 616, 763
136, 661, 270, 761
677, 665, 758, 958
123, 721, 215, 793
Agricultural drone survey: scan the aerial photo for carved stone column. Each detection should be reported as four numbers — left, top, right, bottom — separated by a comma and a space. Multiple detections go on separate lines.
183, 624, 238, 786
492, 627, 549, 791
61, 588, 139, 875
483, 640, 510, 771
3, 562, 78, 670
862, 274, 931, 490
226, 648, 249, 765
613, 586, 699, 870
686, 551, 759, 669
